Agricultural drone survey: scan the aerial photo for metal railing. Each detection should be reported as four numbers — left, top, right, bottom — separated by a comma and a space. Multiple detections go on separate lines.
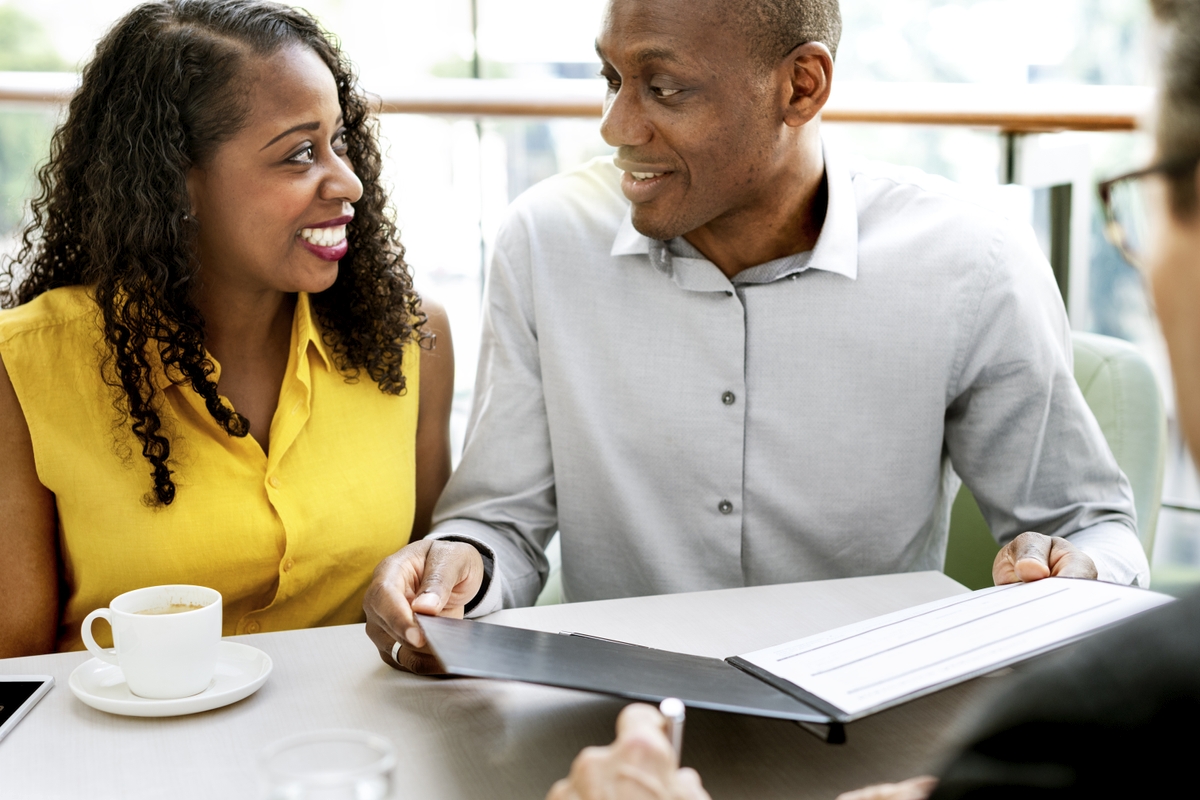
0, 72, 1155, 131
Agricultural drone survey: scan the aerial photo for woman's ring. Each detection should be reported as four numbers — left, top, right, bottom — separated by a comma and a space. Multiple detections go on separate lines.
391, 640, 403, 662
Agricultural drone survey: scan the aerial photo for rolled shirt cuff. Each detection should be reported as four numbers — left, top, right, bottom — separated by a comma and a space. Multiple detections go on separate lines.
1064, 521, 1152, 588
423, 528, 506, 617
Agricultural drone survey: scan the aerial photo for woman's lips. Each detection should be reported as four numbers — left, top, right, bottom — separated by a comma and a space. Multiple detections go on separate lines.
297, 237, 348, 261
297, 219, 350, 261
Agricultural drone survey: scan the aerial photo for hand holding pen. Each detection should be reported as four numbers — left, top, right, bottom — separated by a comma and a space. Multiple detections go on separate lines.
546, 701, 710, 800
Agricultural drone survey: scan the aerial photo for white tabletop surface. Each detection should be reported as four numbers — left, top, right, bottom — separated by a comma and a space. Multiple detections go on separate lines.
0, 571, 1007, 800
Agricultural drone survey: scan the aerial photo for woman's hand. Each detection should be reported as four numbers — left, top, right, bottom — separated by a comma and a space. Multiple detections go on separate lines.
836, 777, 938, 800
547, 704, 711, 800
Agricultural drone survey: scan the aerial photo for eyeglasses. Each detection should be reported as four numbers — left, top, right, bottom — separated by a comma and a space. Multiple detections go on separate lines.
1098, 153, 1200, 272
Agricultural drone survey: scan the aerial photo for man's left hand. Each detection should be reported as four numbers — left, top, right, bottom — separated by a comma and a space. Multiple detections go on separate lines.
992, 531, 1097, 585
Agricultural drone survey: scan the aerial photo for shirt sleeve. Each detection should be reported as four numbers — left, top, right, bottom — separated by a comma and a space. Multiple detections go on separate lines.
426, 207, 557, 610
944, 220, 1149, 587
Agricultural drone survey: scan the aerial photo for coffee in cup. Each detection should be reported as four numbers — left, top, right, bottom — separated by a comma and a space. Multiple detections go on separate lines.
81, 585, 222, 700
135, 603, 209, 616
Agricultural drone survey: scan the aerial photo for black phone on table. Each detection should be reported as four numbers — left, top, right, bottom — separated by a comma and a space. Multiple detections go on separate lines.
0, 675, 54, 743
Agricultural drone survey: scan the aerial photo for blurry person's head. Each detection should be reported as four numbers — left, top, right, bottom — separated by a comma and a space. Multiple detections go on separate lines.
597, 0, 840, 241
1147, 0, 1200, 463
1, 0, 425, 506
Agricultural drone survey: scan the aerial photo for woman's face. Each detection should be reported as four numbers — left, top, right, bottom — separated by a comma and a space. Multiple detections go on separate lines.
186, 43, 363, 299
1145, 168, 1200, 462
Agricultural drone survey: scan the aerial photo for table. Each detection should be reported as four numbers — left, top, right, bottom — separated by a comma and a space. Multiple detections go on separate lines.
1, 571, 1011, 799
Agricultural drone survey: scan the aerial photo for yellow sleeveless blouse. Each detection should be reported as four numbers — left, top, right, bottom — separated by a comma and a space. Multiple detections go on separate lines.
0, 287, 418, 651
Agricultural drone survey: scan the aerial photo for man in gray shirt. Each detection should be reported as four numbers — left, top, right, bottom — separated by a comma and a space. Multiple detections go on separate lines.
365, 0, 1147, 670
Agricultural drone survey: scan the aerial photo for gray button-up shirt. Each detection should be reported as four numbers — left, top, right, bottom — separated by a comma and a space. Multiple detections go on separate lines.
429, 148, 1149, 614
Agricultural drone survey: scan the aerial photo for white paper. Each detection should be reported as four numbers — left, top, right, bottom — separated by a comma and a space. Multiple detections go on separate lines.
737, 578, 1173, 718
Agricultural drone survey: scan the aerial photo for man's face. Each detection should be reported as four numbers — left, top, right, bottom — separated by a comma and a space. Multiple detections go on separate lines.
597, 0, 785, 241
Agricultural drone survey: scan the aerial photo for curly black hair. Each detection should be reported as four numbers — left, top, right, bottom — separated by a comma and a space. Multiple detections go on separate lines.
0, 0, 426, 505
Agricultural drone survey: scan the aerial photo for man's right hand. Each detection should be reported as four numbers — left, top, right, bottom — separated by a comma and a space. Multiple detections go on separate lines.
363, 539, 486, 674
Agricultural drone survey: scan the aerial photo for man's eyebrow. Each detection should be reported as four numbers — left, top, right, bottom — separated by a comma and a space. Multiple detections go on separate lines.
632, 47, 684, 67
593, 41, 684, 68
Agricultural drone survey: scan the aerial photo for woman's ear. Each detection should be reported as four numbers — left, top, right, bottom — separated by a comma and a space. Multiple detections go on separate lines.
780, 41, 833, 129
184, 168, 202, 222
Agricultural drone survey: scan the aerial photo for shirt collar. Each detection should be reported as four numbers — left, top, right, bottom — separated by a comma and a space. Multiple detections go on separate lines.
295, 291, 333, 373
608, 139, 859, 283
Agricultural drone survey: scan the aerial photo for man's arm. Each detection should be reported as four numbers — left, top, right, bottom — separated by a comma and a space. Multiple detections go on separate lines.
421, 206, 560, 611
944, 220, 1148, 586
363, 208, 560, 666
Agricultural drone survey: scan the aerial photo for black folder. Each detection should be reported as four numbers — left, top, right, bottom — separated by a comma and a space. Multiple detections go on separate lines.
419, 616, 847, 742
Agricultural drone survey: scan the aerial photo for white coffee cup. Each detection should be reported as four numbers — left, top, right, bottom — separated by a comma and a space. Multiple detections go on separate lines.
81, 585, 222, 700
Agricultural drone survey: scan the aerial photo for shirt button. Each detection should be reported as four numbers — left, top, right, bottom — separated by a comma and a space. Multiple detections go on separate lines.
246, 621, 261, 634
268, 476, 282, 489
718, 500, 734, 515
283, 558, 295, 573
722, 391, 736, 406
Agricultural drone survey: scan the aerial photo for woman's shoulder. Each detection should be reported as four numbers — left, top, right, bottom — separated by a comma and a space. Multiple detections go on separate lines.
0, 286, 98, 345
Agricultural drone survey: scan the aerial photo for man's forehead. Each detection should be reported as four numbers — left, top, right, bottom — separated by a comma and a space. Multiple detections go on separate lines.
597, 0, 738, 65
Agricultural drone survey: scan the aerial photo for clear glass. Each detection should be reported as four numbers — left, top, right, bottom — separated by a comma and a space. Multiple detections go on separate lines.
259, 730, 396, 800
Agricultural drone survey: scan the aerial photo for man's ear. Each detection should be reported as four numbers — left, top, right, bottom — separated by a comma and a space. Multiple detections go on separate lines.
780, 42, 833, 128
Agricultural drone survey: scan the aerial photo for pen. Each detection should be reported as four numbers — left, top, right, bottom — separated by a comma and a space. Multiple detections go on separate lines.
659, 697, 686, 765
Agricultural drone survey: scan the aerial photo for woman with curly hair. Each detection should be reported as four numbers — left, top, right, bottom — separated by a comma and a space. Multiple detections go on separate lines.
0, 0, 453, 656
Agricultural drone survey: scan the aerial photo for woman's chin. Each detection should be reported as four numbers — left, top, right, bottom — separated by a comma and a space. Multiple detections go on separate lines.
290, 262, 340, 295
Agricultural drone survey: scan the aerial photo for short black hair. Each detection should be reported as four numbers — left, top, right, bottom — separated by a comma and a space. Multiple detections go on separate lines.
734, 0, 842, 68
1151, 0, 1200, 214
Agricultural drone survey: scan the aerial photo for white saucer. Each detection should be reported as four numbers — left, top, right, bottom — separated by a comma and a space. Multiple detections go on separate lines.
68, 641, 272, 717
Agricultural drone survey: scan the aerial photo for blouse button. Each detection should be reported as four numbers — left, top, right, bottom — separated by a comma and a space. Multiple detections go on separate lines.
283, 558, 295, 573
718, 500, 734, 515
246, 621, 261, 634
268, 476, 282, 489
722, 391, 736, 406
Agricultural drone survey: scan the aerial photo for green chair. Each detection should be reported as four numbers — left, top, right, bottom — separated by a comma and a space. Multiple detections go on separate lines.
944, 331, 1168, 589
535, 533, 563, 606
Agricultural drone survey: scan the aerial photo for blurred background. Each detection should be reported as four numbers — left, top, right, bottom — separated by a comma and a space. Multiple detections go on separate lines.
2, 0, 1195, 589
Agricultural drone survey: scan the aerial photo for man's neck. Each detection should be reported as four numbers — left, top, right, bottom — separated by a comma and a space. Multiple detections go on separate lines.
682, 152, 828, 280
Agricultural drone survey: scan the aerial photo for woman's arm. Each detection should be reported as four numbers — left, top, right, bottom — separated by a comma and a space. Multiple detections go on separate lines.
410, 298, 454, 541
0, 352, 60, 657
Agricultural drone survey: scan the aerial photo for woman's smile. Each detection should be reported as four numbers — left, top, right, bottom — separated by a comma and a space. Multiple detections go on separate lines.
297, 214, 353, 261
